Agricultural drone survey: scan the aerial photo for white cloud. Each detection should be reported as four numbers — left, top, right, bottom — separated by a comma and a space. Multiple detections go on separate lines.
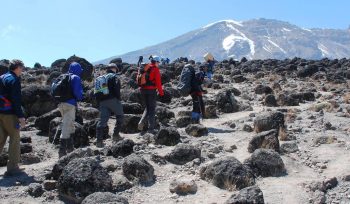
1, 24, 21, 38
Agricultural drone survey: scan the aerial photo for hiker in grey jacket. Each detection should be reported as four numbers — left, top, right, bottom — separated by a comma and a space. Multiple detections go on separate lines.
95, 63, 124, 147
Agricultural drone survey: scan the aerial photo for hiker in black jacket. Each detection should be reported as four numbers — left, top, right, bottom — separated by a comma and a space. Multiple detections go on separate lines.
95, 63, 124, 147
190, 62, 206, 124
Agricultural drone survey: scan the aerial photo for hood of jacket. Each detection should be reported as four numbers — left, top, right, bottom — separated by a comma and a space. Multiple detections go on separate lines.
68, 62, 83, 77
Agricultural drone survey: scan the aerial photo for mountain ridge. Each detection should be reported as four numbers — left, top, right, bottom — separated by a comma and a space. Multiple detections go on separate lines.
96, 18, 350, 64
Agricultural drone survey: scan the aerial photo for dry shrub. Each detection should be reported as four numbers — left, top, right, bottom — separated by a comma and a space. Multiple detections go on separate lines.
343, 93, 350, 104
310, 102, 333, 112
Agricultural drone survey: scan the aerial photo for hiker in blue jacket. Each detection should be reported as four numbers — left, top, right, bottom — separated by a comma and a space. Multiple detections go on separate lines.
57, 62, 83, 157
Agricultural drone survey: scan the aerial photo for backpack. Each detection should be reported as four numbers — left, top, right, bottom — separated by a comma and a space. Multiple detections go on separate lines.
0, 75, 12, 111
51, 74, 73, 102
94, 73, 116, 100
137, 64, 155, 86
177, 64, 195, 97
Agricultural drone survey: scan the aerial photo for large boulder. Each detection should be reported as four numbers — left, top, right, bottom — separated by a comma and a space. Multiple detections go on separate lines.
156, 107, 175, 124
185, 124, 208, 137
244, 149, 286, 177
155, 127, 181, 146
57, 157, 112, 203
254, 85, 273, 95
111, 139, 135, 158
176, 116, 192, 128
122, 103, 143, 114
48, 118, 89, 147
21, 85, 56, 117
82, 192, 129, 204
62, 55, 93, 81
34, 109, 60, 134
254, 112, 285, 134
0, 59, 10, 75
200, 157, 255, 191
51, 148, 95, 180
165, 144, 201, 165
121, 114, 142, 134
216, 90, 240, 113
122, 154, 155, 184
248, 130, 280, 153
51, 59, 66, 68
225, 185, 264, 204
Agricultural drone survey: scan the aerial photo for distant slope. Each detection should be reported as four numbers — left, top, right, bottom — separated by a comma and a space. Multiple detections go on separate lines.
96, 18, 350, 64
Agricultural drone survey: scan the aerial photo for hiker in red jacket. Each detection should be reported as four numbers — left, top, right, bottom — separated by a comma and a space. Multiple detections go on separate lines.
137, 56, 164, 134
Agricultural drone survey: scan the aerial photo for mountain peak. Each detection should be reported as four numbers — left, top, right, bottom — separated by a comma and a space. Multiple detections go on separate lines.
96, 19, 350, 64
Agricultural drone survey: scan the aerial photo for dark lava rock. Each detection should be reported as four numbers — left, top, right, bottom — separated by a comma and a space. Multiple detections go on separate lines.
57, 157, 112, 202
297, 64, 319, 77
248, 130, 280, 153
176, 116, 192, 128
51, 59, 66, 68
122, 103, 143, 114
216, 90, 240, 113
82, 192, 129, 204
156, 106, 175, 124
21, 153, 41, 165
277, 93, 299, 106
122, 154, 155, 184
20, 136, 32, 143
205, 105, 218, 119
265, 94, 278, 107
77, 107, 99, 120
51, 148, 95, 180
185, 124, 208, 137
244, 149, 286, 177
62, 55, 93, 81
83, 119, 109, 139
155, 127, 181, 146
20, 143, 33, 154
232, 75, 247, 83
200, 157, 255, 191
111, 139, 135, 158
243, 124, 254, 132
121, 114, 142, 134
225, 185, 264, 204
28, 183, 44, 198
0, 154, 8, 167
21, 85, 56, 117
255, 85, 273, 95
34, 109, 61, 134
165, 144, 201, 165
280, 142, 299, 154
254, 112, 285, 133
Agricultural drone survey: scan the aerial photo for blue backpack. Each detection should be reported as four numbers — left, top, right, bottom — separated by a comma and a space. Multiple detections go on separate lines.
0, 74, 12, 111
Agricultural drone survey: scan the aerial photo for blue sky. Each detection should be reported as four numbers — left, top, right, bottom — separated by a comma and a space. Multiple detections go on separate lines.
1, 0, 349, 66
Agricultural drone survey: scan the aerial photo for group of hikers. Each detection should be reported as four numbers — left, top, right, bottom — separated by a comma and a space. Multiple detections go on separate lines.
0, 53, 216, 176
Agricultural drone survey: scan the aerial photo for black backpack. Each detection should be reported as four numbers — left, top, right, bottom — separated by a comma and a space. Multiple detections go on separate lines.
51, 74, 73, 102
177, 64, 195, 96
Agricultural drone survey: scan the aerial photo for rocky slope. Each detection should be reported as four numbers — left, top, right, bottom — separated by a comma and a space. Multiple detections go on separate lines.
0, 56, 350, 204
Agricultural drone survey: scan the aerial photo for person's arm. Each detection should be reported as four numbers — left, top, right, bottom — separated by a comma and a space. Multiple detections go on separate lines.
71, 76, 83, 101
113, 77, 121, 100
10, 79, 25, 118
155, 68, 164, 96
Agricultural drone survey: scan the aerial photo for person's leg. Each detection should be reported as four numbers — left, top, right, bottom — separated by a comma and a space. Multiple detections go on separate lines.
0, 116, 8, 154
146, 90, 157, 131
58, 103, 76, 157
198, 95, 205, 119
4, 115, 21, 172
138, 90, 148, 131
96, 101, 110, 147
191, 94, 201, 124
107, 98, 124, 141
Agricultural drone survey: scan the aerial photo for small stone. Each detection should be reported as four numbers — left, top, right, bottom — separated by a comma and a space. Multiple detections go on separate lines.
169, 179, 198, 195
28, 183, 44, 197
243, 124, 253, 132
43, 180, 57, 191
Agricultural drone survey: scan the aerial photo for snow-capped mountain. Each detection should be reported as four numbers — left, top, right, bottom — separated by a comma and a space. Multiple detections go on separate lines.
97, 18, 350, 64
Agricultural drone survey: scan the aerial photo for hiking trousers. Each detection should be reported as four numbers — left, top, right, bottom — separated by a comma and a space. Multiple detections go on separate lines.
0, 114, 20, 171
139, 89, 157, 131
191, 94, 205, 115
58, 103, 76, 139
96, 98, 124, 140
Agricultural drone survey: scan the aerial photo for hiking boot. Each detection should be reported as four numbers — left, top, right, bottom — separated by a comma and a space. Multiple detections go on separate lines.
4, 167, 25, 177
112, 133, 123, 142
96, 140, 104, 148
58, 139, 67, 158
